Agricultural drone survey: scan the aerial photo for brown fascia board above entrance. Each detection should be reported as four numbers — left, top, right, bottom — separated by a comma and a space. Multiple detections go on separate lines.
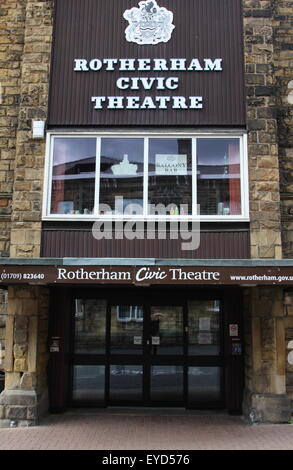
0, 258, 293, 287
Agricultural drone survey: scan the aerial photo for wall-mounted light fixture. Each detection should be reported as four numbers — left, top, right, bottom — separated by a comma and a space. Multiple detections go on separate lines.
32, 120, 45, 139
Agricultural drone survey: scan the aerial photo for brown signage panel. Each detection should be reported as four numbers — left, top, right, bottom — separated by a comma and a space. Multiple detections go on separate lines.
1, 265, 293, 286
49, 0, 245, 126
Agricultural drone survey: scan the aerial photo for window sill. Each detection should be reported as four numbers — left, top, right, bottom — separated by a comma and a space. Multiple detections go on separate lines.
42, 215, 250, 223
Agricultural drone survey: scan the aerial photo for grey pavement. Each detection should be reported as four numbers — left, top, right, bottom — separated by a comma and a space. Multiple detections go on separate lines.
0, 409, 293, 450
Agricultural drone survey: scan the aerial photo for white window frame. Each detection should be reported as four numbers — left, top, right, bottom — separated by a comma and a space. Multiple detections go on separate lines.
42, 130, 249, 222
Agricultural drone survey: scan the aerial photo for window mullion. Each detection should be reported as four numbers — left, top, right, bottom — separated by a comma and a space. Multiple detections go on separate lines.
241, 134, 248, 218
94, 137, 101, 217
47, 135, 54, 216
192, 137, 198, 217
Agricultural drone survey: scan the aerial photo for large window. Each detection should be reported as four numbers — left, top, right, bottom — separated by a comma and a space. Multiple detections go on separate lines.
43, 133, 248, 220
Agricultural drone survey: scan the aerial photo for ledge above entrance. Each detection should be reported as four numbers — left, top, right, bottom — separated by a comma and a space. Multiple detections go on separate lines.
1, 258, 293, 267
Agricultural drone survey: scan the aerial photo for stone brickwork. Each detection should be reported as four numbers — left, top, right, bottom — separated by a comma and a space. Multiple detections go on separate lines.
10, 0, 53, 258
0, 1, 53, 423
0, 0, 53, 260
0, 285, 49, 427
244, 1, 293, 260
0, 0, 26, 257
243, 0, 283, 259
274, 1, 293, 257
243, 286, 292, 423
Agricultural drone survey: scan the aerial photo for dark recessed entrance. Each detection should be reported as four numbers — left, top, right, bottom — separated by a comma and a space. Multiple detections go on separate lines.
49, 287, 244, 414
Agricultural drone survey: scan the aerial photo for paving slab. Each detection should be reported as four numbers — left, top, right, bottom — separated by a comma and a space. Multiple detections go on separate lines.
0, 409, 292, 450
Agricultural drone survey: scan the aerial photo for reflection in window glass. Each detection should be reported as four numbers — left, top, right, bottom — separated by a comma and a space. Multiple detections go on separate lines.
72, 365, 105, 403
188, 301, 220, 356
48, 135, 245, 219
51, 138, 96, 215
150, 306, 183, 355
148, 139, 192, 215
197, 138, 241, 215
151, 366, 184, 402
74, 299, 106, 354
188, 367, 222, 403
110, 305, 143, 354
110, 365, 143, 402
99, 138, 144, 215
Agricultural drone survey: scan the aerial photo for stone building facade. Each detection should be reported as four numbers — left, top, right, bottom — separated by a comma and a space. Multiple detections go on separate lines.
242, 0, 293, 423
0, 0, 292, 426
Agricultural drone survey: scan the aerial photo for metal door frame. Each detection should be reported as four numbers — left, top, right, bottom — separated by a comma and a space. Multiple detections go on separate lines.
66, 286, 233, 410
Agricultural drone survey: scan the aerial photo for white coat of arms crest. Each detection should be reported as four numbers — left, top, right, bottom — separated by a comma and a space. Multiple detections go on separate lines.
123, 1, 175, 45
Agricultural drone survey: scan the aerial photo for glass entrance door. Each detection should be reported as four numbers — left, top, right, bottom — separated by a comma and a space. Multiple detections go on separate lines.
108, 303, 185, 406
109, 303, 144, 404
70, 292, 224, 409
148, 305, 184, 405
187, 300, 223, 407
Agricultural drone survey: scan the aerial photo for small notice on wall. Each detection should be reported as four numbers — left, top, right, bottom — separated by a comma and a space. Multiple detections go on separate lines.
50, 338, 60, 353
155, 154, 187, 175
229, 324, 239, 337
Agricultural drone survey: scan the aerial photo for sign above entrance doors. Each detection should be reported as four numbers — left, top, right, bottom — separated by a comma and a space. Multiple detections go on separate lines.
48, 0, 245, 126
1, 265, 293, 286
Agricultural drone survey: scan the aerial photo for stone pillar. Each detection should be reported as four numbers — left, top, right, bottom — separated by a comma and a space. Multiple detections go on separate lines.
0, 285, 49, 428
243, 286, 292, 423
